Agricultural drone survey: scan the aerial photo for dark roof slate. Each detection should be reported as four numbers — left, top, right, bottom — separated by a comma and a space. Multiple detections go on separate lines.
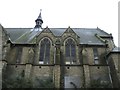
5, 28, 110, 45
6, 28, 32, 42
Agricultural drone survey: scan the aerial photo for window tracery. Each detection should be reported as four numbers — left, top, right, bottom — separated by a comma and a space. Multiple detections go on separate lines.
39, 38, 51, 64
65, 39, 76, 64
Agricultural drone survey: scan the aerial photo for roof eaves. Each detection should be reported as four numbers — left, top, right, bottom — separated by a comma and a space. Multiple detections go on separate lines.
80, 43, 106, 46
11, 42, 36, 45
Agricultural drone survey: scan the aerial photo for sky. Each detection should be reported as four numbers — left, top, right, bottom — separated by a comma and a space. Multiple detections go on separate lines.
0, 0, 119, 46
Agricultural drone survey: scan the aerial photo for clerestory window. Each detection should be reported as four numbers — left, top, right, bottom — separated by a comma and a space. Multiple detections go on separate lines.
93, 48, 99, 64
65, 39, 76, 64
39, 38, 51, 64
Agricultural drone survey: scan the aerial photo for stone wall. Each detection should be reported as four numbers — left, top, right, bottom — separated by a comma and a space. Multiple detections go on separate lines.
64, 66, 84, 88
0, 24, 10, 89
107, 53, 120, 88
0, 25, 3, 89
31, 65, 53, 78
111, 53, 120, 72
83, 65, 90, 88
0, 25, 2, 61
0, 24, 9, 61
8, 46, 35, 64
83, 47, 106, 65
98, 47, 106, 64
31, 65, 54, 88
4, 64, 26, 79
89, 66, 112, 87
7, 46, 23, 64
85, 48, 94, 65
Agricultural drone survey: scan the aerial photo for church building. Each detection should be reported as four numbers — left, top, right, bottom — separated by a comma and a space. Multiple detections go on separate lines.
0, 11, 120, 88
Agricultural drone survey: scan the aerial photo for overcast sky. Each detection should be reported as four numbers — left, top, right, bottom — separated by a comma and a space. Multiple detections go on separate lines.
0, 0, 119, 46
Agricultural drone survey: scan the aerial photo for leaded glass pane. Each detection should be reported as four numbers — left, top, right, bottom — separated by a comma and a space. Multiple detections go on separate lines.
65, 39, 76, 64
40, 43, 45, 61
39, 38, 51, 64
45, 42, 50, 64
71, 44, 76, 57
65, 44, 70, 57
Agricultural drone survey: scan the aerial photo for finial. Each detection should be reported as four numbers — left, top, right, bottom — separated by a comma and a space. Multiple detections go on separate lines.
46, 26, 48, 28
110, 33, 112, 35
97, 27, 100, 30
40, 9, 42, 13
97, 27, 99, 29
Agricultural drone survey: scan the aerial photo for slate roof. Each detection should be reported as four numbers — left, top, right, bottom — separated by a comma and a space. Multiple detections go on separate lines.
6, 28, 32, 41
5, 28, 111, 45
111, 47, 120, 53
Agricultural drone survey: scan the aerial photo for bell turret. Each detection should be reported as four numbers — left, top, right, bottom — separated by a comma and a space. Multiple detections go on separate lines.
35, 9, 43, 29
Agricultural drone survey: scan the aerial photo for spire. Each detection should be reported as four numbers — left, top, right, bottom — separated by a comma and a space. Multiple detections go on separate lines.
35, 9, 43, 28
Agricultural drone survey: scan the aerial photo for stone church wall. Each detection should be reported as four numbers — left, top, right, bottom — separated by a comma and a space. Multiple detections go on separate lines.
107, 53, 120, 88
64, 66, 84, 88
31, 65, 53, 78
4, 64, 26, 79
89, 66, 112, 87
31, 65, 54, 88
84, 47, 94, 65
97, 47, 106, 64
110, 53, 120, 72
1, 23, 119, 88
0, 25, 2, 61
82, 47, 106, 65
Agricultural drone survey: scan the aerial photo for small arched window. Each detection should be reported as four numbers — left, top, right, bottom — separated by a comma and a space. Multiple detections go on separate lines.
65, 39, 76, 64
39, 38, 51, 64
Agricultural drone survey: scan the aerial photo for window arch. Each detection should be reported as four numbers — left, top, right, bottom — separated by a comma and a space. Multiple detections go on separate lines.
65, 38, 76, 64
39, 38, 51, 64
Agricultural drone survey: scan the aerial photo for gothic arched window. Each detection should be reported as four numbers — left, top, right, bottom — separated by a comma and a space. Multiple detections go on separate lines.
39, 38, 51, 64
65, 39, 76, 64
